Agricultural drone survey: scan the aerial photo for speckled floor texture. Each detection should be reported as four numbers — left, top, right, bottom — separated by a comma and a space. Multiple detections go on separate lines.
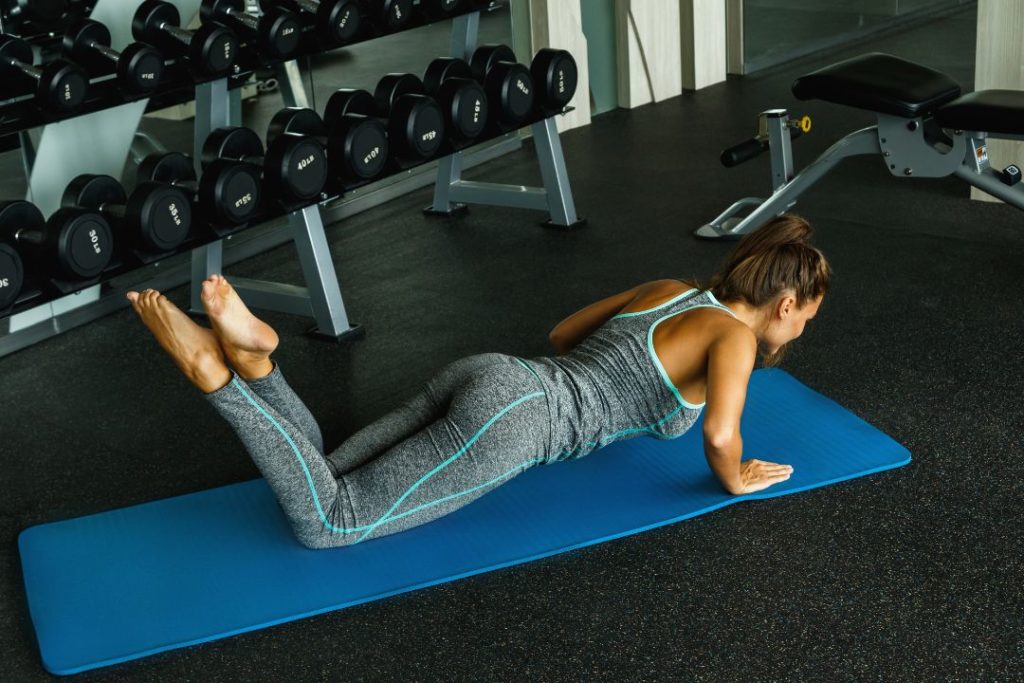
3, 6, 1022, 682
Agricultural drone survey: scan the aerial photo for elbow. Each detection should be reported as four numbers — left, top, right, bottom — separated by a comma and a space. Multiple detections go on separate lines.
703, 427, 739, 451
549, 333, 568, 355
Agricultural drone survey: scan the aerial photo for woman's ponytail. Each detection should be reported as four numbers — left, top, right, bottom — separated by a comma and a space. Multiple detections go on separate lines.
708, 214, 831, 308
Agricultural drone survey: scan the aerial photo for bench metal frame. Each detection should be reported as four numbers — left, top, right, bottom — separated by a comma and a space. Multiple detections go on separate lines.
696, 106, 1024, 239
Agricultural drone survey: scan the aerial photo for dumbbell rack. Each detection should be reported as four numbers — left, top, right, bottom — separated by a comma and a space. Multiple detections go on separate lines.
0, 1, 581, 355
427, 13, 581, 228
189, 9, 581, 339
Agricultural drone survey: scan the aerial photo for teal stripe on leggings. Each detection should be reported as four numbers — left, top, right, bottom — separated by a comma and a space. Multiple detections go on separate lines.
232, 378, 546, 541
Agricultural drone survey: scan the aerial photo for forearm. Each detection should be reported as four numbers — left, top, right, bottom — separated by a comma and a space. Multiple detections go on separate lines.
704, 434, 744, 495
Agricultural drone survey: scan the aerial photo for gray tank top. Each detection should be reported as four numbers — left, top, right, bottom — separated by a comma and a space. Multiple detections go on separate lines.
521, 288, 738, 463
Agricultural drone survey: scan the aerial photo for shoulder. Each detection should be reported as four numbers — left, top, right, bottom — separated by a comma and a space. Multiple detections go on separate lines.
708, 317, 757, 363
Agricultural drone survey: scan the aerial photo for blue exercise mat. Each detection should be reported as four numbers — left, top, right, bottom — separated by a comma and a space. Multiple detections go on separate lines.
19, 369, 910, 675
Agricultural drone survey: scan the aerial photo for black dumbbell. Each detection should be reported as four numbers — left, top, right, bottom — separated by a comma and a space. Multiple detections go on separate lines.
470, 44, 534, 127
137, 151, 261, 226
201, 0, 303, 62
422, 58, 487, 142
0, 200, 113, 281
530, 48, 577, 112
0, 34, 89, 114
322, 89, 389, 182
63, 20, 165, 97
372, 74, 445, 159
202, 115, 329, 203
0, 208, 26, 310
7, 0, 68, 27
362, 0, 415, 33
418, 0, 466, 20
133, 0, 239, 79
272, 0, 362, 47
62, 174, 192, 255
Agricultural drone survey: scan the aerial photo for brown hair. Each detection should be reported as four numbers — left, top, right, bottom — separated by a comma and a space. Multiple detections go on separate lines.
700, 214, 831, 366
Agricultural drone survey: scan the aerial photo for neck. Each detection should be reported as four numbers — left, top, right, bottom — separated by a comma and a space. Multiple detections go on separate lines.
719, 298, 768, 339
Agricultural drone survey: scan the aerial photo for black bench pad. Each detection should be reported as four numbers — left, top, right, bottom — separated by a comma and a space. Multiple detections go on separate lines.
935, 90, 1024, 135
792, 53, 962, 118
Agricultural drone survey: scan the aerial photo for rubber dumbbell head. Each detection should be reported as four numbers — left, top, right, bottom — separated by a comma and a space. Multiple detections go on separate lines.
138, 151, 260, 227
265, 108, 330, 201
199, 129, 266, 221
0, 34, 89, 113
324, 88, 389, 181
373, 74, 445, 159
43, 209, 115, 279
0, 242, 23, 310
423, 58, 487, 141
471, 44, 534, 126
365, 0, 414, 32
11, 0, 67, 25
275, 0, 362, 46
2, 199, 113, 280
530, 48, 577, 111
0, 202, 27, 310
63, 20, 165, 97
201, 0, 302, 61
469, 43, 515, 82
133, 0, 239, 79
63, 174, 191, 254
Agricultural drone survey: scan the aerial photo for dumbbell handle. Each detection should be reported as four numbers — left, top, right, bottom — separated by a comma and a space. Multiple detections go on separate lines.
84, 41, 123, 64
11, 227, 45, 247
2, 57, 44, 82
155, 20, 200, 47
222, 7, 260, 32
293, 0, 323, 13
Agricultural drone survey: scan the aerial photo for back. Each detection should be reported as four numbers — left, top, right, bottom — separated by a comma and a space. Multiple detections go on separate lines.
521, 286, 738, 462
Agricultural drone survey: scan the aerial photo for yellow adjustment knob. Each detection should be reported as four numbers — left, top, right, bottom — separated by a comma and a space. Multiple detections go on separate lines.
798, 115, 812, 133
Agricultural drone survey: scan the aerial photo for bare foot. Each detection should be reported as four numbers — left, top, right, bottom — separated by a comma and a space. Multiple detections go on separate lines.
200, 274, 279, 380
126, 289, 232, 393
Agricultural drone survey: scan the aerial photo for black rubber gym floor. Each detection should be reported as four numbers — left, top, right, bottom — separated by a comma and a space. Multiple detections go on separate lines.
4, 7, 1022, 681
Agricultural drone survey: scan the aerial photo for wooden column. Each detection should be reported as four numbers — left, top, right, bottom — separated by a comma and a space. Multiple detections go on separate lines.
972, 0, 1024, 203
680, 0, 727, 90
614, 0, 683, 108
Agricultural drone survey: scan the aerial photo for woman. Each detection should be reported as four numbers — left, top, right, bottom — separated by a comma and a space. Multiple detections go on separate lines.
127, 214, 829, 549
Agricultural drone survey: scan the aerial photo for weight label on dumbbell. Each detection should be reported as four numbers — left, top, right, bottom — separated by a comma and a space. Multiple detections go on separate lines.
422, 131, 437, 142
0, 278, 8, 288
224, 43, 233, 62
89, 229, 103, 255
282, 27, 295, 37
558, 69, 565, 94
235, 193, 253, 209
141, 72, 156, 80
167, 203, 182, 227
516, 79, 530, 95
474, 99, 482, 122
297, 155, 317, 171
364, 147, 381, 165
65, 84, 74, 102
394, 4, 403, 19
339, 10, 350, 28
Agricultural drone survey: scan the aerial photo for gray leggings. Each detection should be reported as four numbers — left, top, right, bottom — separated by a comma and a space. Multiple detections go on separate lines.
207, 353, 551, 548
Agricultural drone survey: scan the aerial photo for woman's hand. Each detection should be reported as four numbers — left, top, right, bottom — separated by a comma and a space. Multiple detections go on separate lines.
735, 459, 793, 494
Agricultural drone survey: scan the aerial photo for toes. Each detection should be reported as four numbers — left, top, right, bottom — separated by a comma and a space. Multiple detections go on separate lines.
201, 280, 216, 303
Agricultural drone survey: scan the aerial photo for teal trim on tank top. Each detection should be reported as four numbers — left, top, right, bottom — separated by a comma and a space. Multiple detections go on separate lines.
646, 293, 740, 411
611, 287, 699, 318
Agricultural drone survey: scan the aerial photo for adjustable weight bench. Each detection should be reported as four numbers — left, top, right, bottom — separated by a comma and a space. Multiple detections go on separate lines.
696, 52, 1024, 239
